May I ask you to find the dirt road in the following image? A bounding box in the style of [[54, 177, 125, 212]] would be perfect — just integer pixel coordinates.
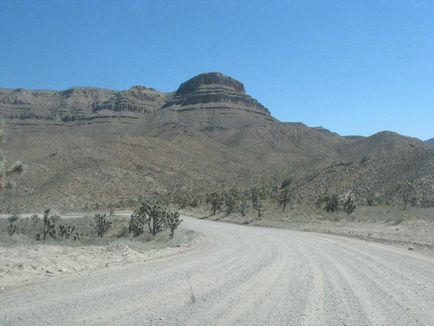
[[1, 216, 434, 325]]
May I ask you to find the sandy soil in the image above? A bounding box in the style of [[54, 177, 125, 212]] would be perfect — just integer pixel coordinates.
[[248, 218, 434, 254], [184, 208, 434, 256], [0, 230, 200, 289]]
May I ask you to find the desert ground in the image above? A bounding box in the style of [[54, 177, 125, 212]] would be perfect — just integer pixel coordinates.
[[1, 215, 434, 325]]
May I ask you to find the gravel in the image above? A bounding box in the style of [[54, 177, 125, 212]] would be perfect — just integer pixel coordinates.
[[1, 216, 433, 325]]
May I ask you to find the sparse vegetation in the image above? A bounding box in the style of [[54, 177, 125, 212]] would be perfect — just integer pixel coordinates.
[[238, 191, 249, 216], [129, 205, 148, 237], [129, 200, 183, 238], [398, 181, 415, 210], [342, 192, 356, 215], [206, 192, 223, 215], [317, 192, 356, 215], [7, 160, 24, 174], [7, 215, 19, 236], [324, 194, 339, 213], [165, 211, 182, 238], [278, 178, 292, 212], [41, 209, 59, 240], [0, 121, 23, 190], [224, 188, 238, 215], [93, 213, 113, 237], [251, 187, 264, 218], [58, 224, 76, 239], [31, 214, 40, 227]]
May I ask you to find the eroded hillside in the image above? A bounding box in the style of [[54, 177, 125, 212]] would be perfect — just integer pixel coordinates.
[[0, 72, 431, 211]]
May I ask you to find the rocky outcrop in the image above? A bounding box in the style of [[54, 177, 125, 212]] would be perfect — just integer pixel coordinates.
[[177, 72, 245, 94], [162, 72, 270, 116], [92, 86, 166, 114], [0, 72, 272, 124]]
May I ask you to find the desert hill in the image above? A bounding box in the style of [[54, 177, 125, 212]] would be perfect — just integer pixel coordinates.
[[0, 72, 431, 211], [426, 138, 434, 146]]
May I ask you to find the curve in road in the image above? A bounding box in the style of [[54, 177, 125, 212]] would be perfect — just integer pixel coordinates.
[[1, 216, 434, 325]]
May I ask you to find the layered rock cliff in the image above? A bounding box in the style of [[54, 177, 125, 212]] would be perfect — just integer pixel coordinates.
[[162, 72, 270, 116]]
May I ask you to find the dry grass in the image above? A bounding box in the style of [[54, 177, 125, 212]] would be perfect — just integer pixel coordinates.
[[0, 213, 195, 252]]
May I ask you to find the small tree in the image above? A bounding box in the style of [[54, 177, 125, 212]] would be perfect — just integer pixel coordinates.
[[7, 215, 19, 236], [41, 209, 58, 240], [31, 214, 40, 228], [342, 193, 356, 214], [165, 211, 182, 238], [58, 224, 75, 239], [365, 192, 375, 206], [93, 213, 112, 237], [278, 178, 292, 212], [129, 204, 149, 237], [238, 191, 249, 216], [251, 187, 264, 218], [253, 199, 263, 218], [224, 188, 238, 215], [149, 202, 166, 235], [324, 194, 339, 213], [398, 181, 414, 210], [206, 192, 223, 215], [130, 200, 179, 236]]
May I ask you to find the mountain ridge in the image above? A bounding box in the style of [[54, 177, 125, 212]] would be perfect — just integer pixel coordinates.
[[0, 72, 432, 211]]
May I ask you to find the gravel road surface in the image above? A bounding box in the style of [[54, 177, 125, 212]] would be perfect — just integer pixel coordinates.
[[1, 216, 434, 325]]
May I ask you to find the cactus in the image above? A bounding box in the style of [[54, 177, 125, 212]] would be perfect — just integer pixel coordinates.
[[31, 214, 40, 227], [130, 200, 183, 238], [238, 190, 249, 216], [224, 188, 238, 215], [251, 187, 264, 218], [93, 213, 112, 237], [58, 224, 76, 239], [206, 192, 223, 215], [41, 209, 58, 240], [129, 204, 149, 236], [73, 231, 83, 241], [7, 215, 19, 236], [278, 178, 292, 212], [165, 211, 182, 238], [324, 194, 339, 213], [342, 192, 356, 214]]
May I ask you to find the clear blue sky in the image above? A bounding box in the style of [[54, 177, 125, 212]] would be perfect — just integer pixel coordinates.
[[1, 0, 433, 140]]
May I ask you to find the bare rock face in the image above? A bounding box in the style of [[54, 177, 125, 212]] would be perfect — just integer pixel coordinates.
[[163, 72, 270, 116], [92, 86, 166, 114], [177, 72, 246, 94], [0, 72, 271, 126]]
